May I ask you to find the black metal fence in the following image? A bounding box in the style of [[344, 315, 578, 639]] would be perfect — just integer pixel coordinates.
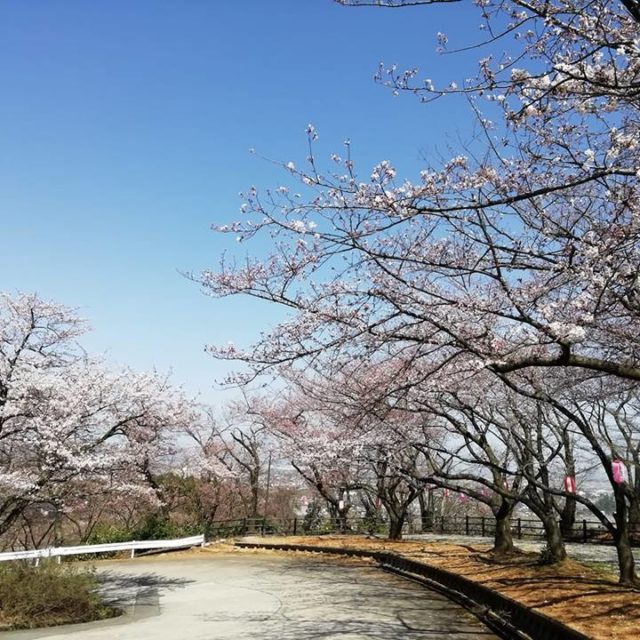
[[421, 514, 614, 544], [206, 514, 619, 545]]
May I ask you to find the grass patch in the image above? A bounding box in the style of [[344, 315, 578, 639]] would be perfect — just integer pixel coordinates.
[[0, 561, 118, 630]]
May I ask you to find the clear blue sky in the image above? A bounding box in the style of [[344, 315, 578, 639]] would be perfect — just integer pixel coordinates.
[[0, 0, 481, 405]]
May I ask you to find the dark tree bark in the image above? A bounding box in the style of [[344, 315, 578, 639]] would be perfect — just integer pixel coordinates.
[[540, 514, 567, 563], [388, 509, 406, 540], [613, 489, 640, 586], [418, 489, 434, 532], [492, 498, 515, 554], [559, 494, 577, 539]]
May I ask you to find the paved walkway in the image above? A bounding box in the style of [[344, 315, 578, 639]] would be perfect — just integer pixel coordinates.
[[5, 553, 498, 640]]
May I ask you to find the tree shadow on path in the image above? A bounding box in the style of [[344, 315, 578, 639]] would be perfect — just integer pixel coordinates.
[[96, 570, 193, 608]]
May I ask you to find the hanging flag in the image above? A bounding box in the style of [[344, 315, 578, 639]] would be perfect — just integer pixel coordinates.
[[612, 460, 627, 484], [563, 475, 576, 494]]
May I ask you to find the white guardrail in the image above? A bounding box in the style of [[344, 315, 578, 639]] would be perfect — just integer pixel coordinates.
[[0, 534, 205, 564]]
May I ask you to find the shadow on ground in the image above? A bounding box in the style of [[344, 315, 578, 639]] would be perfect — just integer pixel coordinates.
[[96, 571, 193, 608]]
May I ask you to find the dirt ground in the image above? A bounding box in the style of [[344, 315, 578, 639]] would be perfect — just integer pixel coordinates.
[[231, 535, 640, 640]]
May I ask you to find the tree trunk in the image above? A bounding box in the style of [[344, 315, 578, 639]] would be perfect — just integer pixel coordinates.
[[493, 501, 515, 554], [249, 470, 260, 519], [418, 490, 433, 532], [559, 494, 577, 538], [613, 492, 639, 585], [614, 531, 638, 586], [388, 512, 405, 540], [628, 493, 640, 536], [540, 515, 567, 563], [614, 529, 639, 586], [200, 505, 218, 540]]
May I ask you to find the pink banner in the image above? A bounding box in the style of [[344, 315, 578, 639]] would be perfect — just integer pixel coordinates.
[[563, 475, 576, 493], [612, 460, 627, 484]]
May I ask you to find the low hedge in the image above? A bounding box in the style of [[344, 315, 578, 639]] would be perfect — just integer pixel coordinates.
[[0, 561, 117, 630]]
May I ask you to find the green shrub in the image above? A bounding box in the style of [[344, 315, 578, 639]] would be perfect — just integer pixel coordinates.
[[85, 523, 137, 545], [86, 516, 201, 547], [0, 561, 117, 630], [358, 512, 386, 536], [133, 514, 201, 540]]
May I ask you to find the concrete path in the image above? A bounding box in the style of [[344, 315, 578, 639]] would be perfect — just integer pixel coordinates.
[[5, 552, 498, 640]]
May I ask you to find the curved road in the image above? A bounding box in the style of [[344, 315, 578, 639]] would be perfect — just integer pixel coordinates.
[[6, 552, 498, 640]]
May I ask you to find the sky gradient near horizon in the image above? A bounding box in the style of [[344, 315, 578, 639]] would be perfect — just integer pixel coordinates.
[[1, 1, 482, 404]]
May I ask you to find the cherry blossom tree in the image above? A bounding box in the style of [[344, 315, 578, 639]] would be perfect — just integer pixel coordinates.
[[411, 388, 525, 556], [184, 409, 270, 523], [0, 293, 198, 541], [596, 388, 640, 531], [200, 0, 640, 581], [490, 369, 640, 582], [250, 392, 366, 533], [204, 0, 639, 389], [406, 363, 640, 573], [429, 383, 572, 562], [244, 360, 438, 538], [3, 475, 160, 550]]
